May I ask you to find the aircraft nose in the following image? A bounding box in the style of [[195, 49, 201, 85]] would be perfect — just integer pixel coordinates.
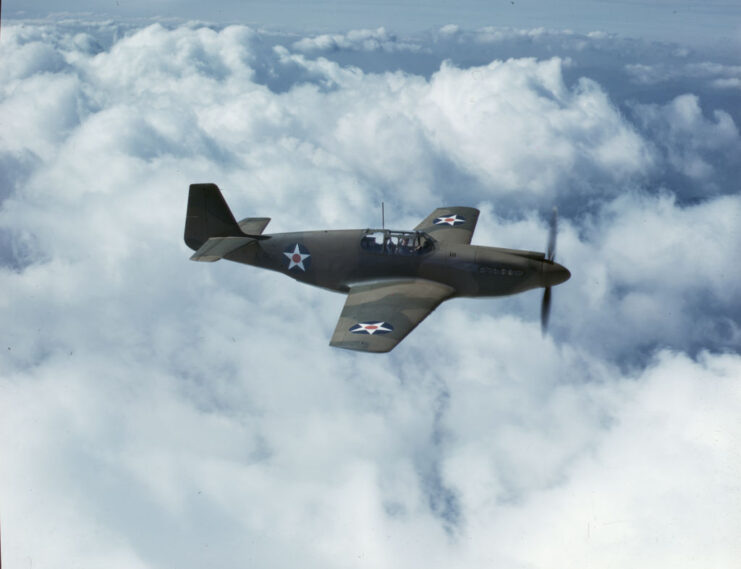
[[542, 261, 571, 286]]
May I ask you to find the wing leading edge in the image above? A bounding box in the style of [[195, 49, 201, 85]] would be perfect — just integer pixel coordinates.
[[330, 279, 455, 353], [414, 206, 480, 245]]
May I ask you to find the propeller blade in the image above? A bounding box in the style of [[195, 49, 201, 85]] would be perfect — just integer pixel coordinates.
[[541, 286, 552, 334], [546, 207, 558, 262]]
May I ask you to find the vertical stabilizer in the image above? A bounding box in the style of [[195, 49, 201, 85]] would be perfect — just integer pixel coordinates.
[[184, 183, 243, 251]]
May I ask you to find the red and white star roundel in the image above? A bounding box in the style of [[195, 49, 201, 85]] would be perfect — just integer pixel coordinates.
[[349, 321, 394, 335], [283, 243, 311, 271], [434, 213, 465, 226]]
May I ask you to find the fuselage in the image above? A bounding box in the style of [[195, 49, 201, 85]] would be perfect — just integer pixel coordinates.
[[225, 229, 569, 297]]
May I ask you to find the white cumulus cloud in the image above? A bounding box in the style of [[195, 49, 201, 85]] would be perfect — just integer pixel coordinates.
[[0, 18, 739, 569]]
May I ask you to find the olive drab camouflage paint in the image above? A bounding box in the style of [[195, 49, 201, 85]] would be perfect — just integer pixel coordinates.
[[184, 183, 570, 352]]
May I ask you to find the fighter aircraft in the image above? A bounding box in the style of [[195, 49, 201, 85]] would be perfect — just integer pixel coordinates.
[[185, 183, 570, 352]]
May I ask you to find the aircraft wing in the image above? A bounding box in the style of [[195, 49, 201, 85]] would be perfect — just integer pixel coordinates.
[[414, 207, 480, 245], [330, 279, 455, 353]]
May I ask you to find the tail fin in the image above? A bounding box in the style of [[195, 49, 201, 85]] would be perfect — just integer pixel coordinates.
[[184, 183, 243, 251]]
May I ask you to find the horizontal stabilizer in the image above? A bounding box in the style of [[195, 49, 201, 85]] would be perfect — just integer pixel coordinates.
[[190, 236, 256, 262], [238, 217, 271, 235]]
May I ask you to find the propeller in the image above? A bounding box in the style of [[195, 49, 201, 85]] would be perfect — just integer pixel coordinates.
[[546, 206, 557, 262], [541, 207, 558, 335], [541, 286, 552, 333]]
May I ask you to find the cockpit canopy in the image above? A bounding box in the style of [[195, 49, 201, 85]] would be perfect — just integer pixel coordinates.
[[361, 230, 434, 256]]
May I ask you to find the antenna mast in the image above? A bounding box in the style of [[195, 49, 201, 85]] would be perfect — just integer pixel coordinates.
[[382, 202, 385, 230]]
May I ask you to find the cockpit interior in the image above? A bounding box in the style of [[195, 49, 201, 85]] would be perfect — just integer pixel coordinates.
[[360, 230, 434, 256]]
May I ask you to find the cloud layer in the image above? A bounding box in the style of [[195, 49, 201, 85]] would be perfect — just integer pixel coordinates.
[[1, 20, 739, 568]]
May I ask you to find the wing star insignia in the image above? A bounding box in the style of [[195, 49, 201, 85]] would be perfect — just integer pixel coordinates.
[[434, 213, 465, 226], [349, 321, 394, 335], [283, 243, 311, 271]]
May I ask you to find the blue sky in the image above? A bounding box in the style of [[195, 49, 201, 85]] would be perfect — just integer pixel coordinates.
[[7, 0, 741, 45], [0, 2, 740, 568]]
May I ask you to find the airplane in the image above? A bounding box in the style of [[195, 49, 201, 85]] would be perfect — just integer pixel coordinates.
[[184, 183, 571, 353]]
